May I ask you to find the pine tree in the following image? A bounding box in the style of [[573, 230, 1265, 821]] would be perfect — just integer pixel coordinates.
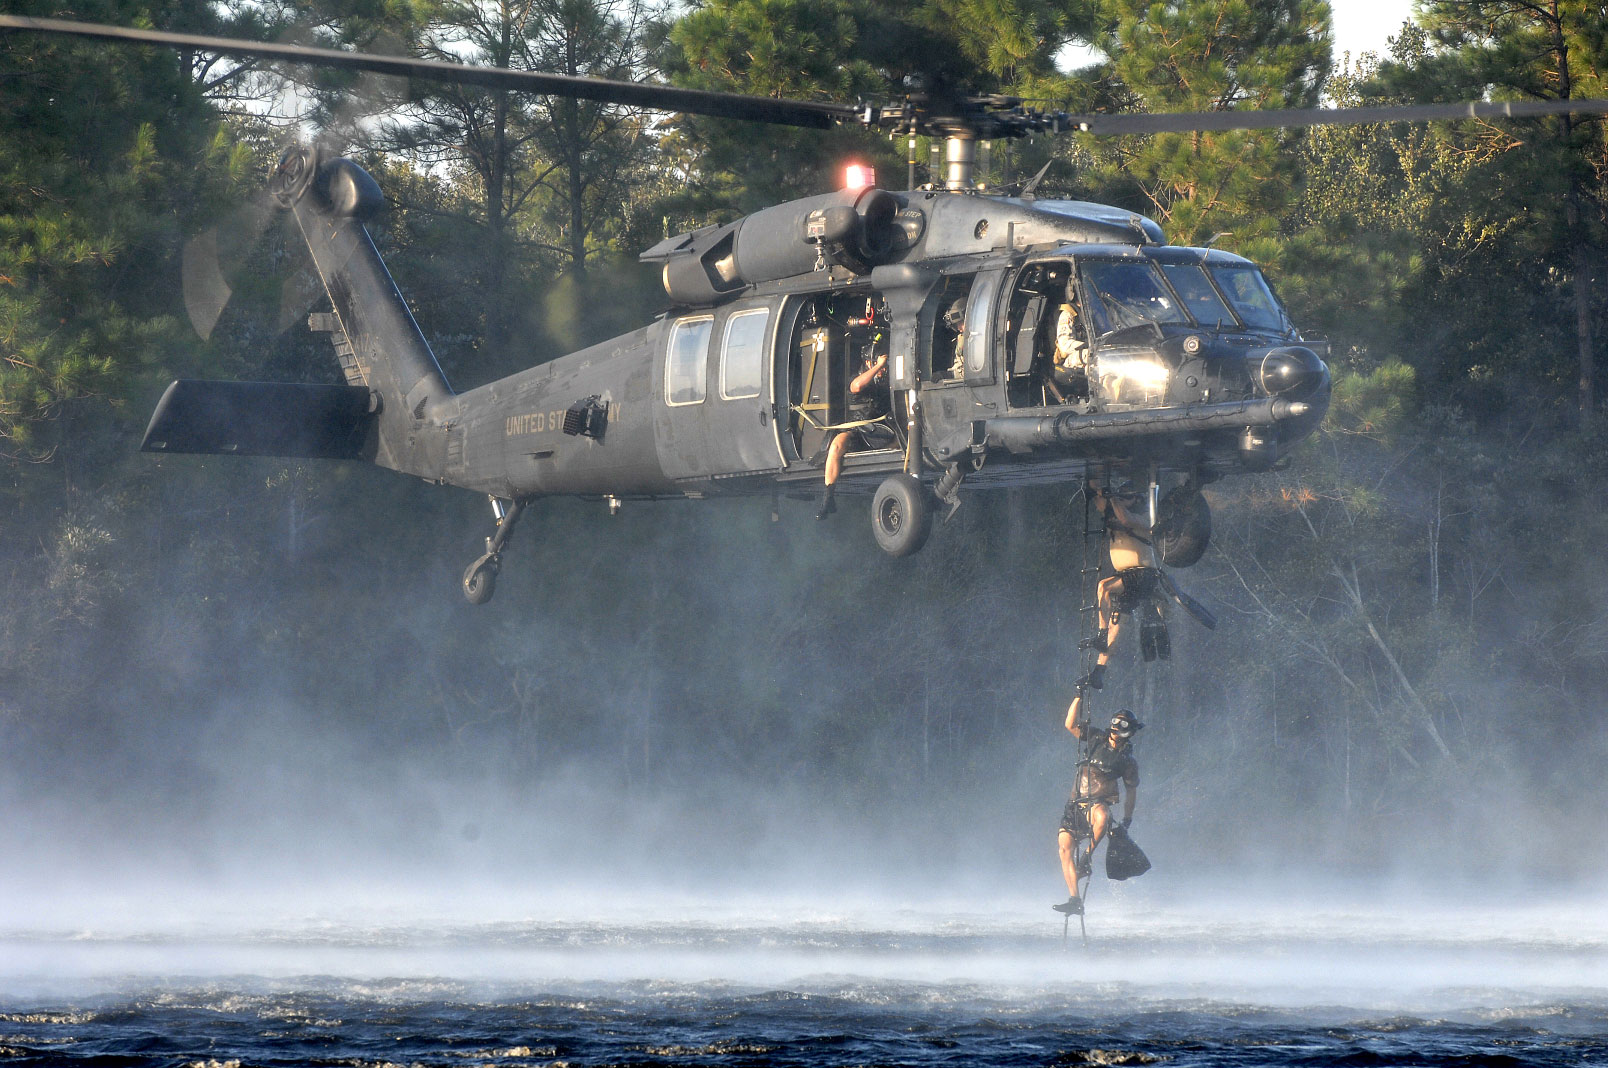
[[359, 0, 658, 374], [1387, 0, 1607, 423], [0, 0, 224, 461], [656, 0, 890, 212], [1083, 0, 1331, 258], [656, 0, 1076, 211]]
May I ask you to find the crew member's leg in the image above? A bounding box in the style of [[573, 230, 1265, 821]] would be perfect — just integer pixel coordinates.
[[824, 430, 850, 486], [818, 432, 850, 518]]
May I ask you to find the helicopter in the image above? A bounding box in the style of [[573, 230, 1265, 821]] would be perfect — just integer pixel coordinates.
[[5, 15, 1607, 604]]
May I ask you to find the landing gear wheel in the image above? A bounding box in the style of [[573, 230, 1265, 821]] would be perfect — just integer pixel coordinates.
[[871, 474, 933, 557], [1155, 486, 1212, 568], [462, 554, 499, 604]]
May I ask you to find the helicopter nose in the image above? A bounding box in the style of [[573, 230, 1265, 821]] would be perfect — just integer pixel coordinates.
[[1257, 346, 1326, 399]]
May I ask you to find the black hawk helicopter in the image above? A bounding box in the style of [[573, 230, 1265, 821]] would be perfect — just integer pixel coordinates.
[[6, 15, 1607, 603]]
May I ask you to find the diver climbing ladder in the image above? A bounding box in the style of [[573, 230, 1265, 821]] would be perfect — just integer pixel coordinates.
[[1063, 472, 1108, 948]]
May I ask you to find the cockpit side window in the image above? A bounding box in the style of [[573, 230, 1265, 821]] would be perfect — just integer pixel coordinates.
[[1209, 265, 1288, 333], [1159, 263, 1237, 329], [930, 275, 976, 381], [1080, 260, 1190, 336], [962, 276, 996, 380]]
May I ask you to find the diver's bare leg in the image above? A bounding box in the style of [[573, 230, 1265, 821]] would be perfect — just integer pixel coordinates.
[[1058, 829, 1080, 898], [1087, 803, 1110, 865], [1085, 578, 1120, 685]]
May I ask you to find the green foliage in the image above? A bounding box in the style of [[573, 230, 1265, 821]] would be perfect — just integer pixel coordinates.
[[672, 0, 873, 98], [1080, 0, 1331, 250], [1329, 358, 1415, 441], [1375, 7, 1607, 417], [656, 0, 1079, 209], [0, 0, 227, 458], [656, 0, 893, 212]]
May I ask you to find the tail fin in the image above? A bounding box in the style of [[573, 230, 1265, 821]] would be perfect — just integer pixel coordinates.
[[269, 146, 455, 478], [147, 149, 456, 475]]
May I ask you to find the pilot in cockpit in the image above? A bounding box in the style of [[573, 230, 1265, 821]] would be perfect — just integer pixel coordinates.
[[1047, 281, 1091, 403]]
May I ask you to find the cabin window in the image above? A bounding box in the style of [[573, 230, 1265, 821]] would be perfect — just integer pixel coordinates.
[[666, 315, 713, 405], [720, 308, 769, 400]]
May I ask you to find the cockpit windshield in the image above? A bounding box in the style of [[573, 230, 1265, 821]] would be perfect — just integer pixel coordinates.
[[1080, 260, 1191, 337], [1159, 263, 1237, 329], [1208, 264, 1289, 333]]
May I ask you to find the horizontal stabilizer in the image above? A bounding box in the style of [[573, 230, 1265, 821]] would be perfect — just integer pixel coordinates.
[[141, 380, 374, 459]]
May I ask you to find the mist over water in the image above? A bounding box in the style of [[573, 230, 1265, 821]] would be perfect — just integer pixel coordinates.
[[4, 477, 1608, 1064], [4, 890, 1608, 1066]]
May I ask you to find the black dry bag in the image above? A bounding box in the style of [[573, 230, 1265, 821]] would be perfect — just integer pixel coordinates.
[[1105, 825, 1152, 881]]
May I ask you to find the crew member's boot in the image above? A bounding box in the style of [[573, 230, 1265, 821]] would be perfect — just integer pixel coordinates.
[[1053, 896, 1083, 915], [1078, 663, 1105, 690], [816, 485, 837, 520]]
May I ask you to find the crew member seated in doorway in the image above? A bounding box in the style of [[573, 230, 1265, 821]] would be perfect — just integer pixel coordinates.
[[1056, 693, 1141, 915], [819, 300, 895, 519]]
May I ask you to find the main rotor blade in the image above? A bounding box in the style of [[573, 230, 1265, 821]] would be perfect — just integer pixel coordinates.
[[1069, 97, 1608, 136], [8, 15, 1608, 138], [0, 15, 852, 130]]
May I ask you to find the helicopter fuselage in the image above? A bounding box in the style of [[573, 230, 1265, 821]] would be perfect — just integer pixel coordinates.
[[142, 153, 1329, 595], [419, 188, 1330, 504]]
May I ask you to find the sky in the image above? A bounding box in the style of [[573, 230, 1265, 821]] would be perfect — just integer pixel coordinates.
[[1059, 0, 1419, 75], [1331, 0, 1418, 62]]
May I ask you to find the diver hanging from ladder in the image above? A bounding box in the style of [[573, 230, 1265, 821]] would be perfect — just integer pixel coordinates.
[[1079, 480, 1217, 690], [1055, 689, 1142, 916], [1081, 482, 1165, 689]]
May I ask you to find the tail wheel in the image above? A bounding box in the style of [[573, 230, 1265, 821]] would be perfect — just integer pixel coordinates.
[[462, 554, 499, 604], [1154, 486, 1211, 568], [871, 474, 933, 557]]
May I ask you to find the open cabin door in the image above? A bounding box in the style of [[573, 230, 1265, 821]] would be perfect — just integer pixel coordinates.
[[653, 300, 786, 484], [783, 289, 904, 470]]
